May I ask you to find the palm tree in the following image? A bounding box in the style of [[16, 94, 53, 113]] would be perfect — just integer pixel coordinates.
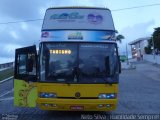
[[116, 34, 125, 43]]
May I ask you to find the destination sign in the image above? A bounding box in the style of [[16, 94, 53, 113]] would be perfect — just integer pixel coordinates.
[[41, 30, 116, 41]]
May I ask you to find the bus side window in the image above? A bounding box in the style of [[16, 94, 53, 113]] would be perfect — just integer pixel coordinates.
[[17, 54, 36, 76], [27, 54, 36, 75], [18, 54, 27, 75]]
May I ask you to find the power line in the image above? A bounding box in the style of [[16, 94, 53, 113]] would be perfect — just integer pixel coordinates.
[[112, 3, 160, 12], [0, 3, 160, 25], [0, 19, 43, 25]]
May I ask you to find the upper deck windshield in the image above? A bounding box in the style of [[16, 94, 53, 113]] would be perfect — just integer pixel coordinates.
[[42, 8, 115, 31], [40, 42, 119, 83]]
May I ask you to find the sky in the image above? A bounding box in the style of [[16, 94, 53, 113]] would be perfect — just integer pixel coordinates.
[[0, 0, 160, 63]]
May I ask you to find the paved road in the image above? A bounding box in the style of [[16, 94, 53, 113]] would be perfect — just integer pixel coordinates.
[[0, 61, 160, 120]]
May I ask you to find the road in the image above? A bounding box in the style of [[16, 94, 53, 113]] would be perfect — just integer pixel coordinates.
[[0, 61, 160, 120]]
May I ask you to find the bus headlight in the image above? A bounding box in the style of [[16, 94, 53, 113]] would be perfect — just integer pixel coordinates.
[[39, 92, 57, 98], [98, 93, 116, 99]]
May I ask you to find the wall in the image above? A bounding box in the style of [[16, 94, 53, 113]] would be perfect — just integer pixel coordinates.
[[143, 54, 160, 64], [0, 62, 14, 70]]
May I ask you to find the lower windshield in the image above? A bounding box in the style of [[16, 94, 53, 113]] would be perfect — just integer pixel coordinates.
[[40, 42, 119, 83]]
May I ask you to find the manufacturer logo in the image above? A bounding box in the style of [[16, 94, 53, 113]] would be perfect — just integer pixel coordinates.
[[88, 13, 103, 24], [68, 32, 83, 40], [41, 32, 49, 38], [50, 12, 84, 20], [75, 92, 81, 99]]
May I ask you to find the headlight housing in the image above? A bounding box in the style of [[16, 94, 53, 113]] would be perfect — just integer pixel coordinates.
[[39, 92, 57, 98], [98, 93, 116, 99]]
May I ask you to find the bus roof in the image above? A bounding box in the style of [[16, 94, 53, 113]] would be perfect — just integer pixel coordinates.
[[47, 6, 110, 11]]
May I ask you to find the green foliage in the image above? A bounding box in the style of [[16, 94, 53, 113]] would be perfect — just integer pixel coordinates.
[[144, 38, 152, 54], [116, 34, 125, 43], [152, 27, 160, 51], [120, 55, 127, 62], [144, 46, 152, 54], [0, 68, 13, 81], [148, 38, 153, 47]]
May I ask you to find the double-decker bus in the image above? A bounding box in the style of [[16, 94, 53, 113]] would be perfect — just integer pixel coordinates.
[[14, 7, 121, 111]]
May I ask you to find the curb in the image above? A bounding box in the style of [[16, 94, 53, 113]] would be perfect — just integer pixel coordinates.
[[122, 63, 136, 70], [0, 76, 13, 84], [122, 67, 136, 70]]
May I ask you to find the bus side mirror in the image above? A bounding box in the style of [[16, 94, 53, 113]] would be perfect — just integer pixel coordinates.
[[119, 56, 121, 73], [27, 58, 34, 72]]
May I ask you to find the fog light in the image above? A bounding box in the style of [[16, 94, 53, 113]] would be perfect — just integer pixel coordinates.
[[98, 93, 116, 99], [98, 104, 103, 108], [50, 104, 57, 108], [44, 104, 49, 107], [106, 104, 111, 108], [39, 92, 57, 98]]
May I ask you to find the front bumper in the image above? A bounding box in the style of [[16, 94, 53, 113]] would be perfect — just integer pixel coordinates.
[[37, 98, 118, 111]]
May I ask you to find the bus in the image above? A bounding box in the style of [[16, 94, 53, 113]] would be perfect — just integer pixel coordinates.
[[14, 7, 121, 111]]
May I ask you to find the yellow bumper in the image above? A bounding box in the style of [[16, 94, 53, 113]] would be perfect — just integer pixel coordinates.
[[37, 98, 118, 111]]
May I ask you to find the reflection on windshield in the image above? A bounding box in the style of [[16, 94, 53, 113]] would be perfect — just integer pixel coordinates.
[[40, 43, 77, 82], [40, 43, 119, 83]]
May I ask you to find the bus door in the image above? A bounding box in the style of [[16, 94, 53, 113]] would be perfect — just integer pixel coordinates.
[[14, 45, 38, 107]]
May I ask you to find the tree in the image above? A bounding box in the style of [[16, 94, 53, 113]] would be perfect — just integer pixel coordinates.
[[116, 34, 125, 43], [144, 38, 152, 54], [144, 46, 152, 54], [153, 27, 160, 51]]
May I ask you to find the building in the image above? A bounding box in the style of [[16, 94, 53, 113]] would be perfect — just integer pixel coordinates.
[[129, 37, 151, 59]]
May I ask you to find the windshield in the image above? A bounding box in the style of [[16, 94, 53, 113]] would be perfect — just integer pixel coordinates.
[[40, 42, 119, 83]]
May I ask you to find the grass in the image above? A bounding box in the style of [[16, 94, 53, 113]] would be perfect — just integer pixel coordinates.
[[0, 68, 14, 81]]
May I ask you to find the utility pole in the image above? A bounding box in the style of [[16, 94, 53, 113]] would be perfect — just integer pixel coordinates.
[[104, 0, 107, 8], [126, 43, 129, 65], [51, 0, 54, 7], [75, 0, 78, 6], [52, 0, 54, 6], [152, 36, 156, 64]]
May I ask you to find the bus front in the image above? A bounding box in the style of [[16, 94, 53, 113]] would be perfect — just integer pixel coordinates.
[[37, 7, 121, 111]]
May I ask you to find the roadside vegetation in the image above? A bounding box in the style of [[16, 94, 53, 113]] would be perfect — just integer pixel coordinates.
[[145, 27, 160, 54], [0, 68, 14, 81]]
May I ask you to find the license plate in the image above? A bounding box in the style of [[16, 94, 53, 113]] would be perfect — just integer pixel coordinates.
[[70, 106, 84, 110]]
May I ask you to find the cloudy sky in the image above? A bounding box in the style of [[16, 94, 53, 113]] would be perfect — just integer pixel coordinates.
[[0, 0, 160, 63]]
